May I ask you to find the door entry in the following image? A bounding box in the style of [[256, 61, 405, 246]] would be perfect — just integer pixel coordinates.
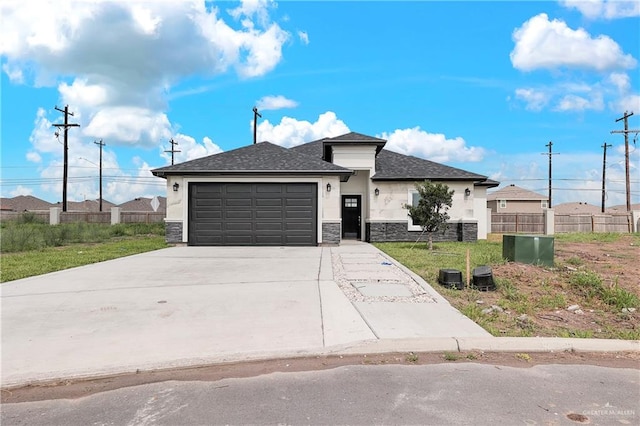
[[342, 195, 361, 239]]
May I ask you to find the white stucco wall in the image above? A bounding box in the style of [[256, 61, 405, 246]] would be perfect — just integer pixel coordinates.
[[369, 181, 476, 222], [474, 186, 489, 239], [331, 146, 377, 173]]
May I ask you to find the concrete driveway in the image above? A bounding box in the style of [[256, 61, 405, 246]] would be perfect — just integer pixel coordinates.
[[1, 243, 489, 387]]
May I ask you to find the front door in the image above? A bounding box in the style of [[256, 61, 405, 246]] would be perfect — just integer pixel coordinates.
[[342, 195, 361, 239]]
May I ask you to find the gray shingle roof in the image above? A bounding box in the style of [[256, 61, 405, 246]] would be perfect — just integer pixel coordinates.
[[292, 140, 488, 181], [152, 141, 352, 178], [0, 195, 53, 212], [325, 132, 386, 143], [372, 150, 487, 181], [118, 197, 167, 212]]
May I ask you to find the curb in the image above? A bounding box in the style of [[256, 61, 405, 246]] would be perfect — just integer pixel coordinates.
[[2, 337, 638, 389]]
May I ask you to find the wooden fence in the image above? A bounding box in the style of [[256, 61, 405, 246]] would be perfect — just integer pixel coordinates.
[[491, 212, 634, 234], [491, 213, 545, 234], [121, 212, 165, 224]]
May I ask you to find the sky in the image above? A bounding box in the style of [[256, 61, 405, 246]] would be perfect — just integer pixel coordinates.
[[1, 0, 639, 207]]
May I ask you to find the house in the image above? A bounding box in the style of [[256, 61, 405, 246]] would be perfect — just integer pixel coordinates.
[[63, 199, 116, 212], [553, 202, 602, 215], [487, 184, 548, 213], [151, 132, 498, 246], [118, 196, 167, 213], [0, 195, 53, 212]]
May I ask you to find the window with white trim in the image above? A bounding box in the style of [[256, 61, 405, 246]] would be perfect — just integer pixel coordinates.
[[407, 191, 422, 231], [498, 199, 507, 209], [541, 200, 548, 209]]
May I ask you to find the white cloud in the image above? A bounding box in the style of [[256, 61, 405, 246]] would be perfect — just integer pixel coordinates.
[[256, 111, 350, 147], [609, 93, 640, 114], [554, 93, 604, 112], [515, 88, 550, 111], [560, 0, 640, 19], [298, 30, 309, 45], [26, 151, 41, 163], [10, 185, 34, 197], [256, 95, 299, 110], [83, 107, 172, 147], [510, 13, 636, 72], [380, 127, 485, 163]]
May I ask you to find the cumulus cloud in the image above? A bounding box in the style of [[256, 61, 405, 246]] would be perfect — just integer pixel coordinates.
[[515, 88, 550, 111], [560, 0, 640, 19], [298, 30, 309, 45], [256, 111, 350, 147], [380, 127, 485, 163], [554, 93, 604, 112], [10, 185, 34, 197], [510, 13, 636, 72], [1, 0, 291, 202], [256, 95, 299, 111]]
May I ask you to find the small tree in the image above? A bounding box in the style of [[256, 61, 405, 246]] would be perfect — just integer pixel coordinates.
[[404, 180, 454, 250]]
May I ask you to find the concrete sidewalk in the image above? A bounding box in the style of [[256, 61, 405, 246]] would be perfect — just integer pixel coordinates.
[[1, 243, 638, 388]]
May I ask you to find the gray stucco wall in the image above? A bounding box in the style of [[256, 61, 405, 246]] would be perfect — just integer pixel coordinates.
[[322, 222, 341, 244], [165, 221, 183, 243], [366, 221, 478, 243]]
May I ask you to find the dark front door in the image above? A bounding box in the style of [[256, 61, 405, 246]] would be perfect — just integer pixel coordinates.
[[342, 195, 361, 239]]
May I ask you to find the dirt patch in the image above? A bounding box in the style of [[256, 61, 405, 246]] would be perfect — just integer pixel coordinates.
[[2, 351, 638, 404], [442, 234, 640, 339]]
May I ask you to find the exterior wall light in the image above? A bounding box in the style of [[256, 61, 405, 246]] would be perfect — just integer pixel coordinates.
[[326, 183, 331, 192], [464, 188, 471, 197], [173, 182, 180, 192], [374, 188, 380, 196]]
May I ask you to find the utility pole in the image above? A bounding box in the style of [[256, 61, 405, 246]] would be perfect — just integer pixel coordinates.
[[165, 138, 181, 165], [253, 106, 262, 144], [53, 105, 80, 212], [601, 142, 612, 213], [542, 141, 558, 208], [611, 111, 639, 212], [94, 139, 105, 212]]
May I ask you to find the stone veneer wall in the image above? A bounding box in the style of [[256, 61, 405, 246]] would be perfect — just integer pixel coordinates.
[[322, 222, 341, 244], [165, 221, 183, 243], [366, 221, 478, 243]]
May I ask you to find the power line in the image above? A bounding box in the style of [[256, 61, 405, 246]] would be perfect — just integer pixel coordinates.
[[52, 105, 80, 212], [611, 111, 639, 212], [253, 106, 262, 144], [164, 138, 181, 165], [601, 142, 612, 213]]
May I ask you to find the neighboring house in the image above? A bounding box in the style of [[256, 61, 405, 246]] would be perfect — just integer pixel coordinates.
[[0, 195, 53, 212], [553, 202, 602, 215], [118, 196, 167, 213], [152, 132, 498, 246], [607, 203, 640, 214], [62, 199, 116, 212], [487, 184, 548, 213]]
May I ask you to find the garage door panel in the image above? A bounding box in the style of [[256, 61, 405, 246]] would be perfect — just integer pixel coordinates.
[[189, 182, 317, 246]]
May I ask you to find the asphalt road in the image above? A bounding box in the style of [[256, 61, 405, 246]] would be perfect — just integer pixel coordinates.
[[2, 363, 639, 425]]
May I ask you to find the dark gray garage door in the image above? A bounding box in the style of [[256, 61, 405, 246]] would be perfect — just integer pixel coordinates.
[[189, 183, 317, 246]]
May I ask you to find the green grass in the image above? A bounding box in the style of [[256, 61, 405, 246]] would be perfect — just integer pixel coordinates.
[[1, 219, 164, 253], [1, 237, 168, 282], [374, 239, 505, 286], [553, 232, 624, 243]]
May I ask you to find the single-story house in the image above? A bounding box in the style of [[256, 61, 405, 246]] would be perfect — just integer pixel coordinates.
[[487, 184, 548, 213], [151, 132, 498, 246]]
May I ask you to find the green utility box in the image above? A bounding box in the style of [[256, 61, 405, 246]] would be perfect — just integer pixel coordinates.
[[502, 235, 554, 267]]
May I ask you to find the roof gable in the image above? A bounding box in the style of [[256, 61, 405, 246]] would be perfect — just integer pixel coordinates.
[[487, 184, 547, 201], [152, 141, 352, 177]]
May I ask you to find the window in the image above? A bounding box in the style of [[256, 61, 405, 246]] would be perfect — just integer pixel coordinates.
[[407, 191, 422, 230], [541, 200, 548, 209], [344, 198, 358, 207], [498, 199, 507, 209]]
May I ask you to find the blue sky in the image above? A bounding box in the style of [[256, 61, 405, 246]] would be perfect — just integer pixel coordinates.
[[1, 0, 639, 206]]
